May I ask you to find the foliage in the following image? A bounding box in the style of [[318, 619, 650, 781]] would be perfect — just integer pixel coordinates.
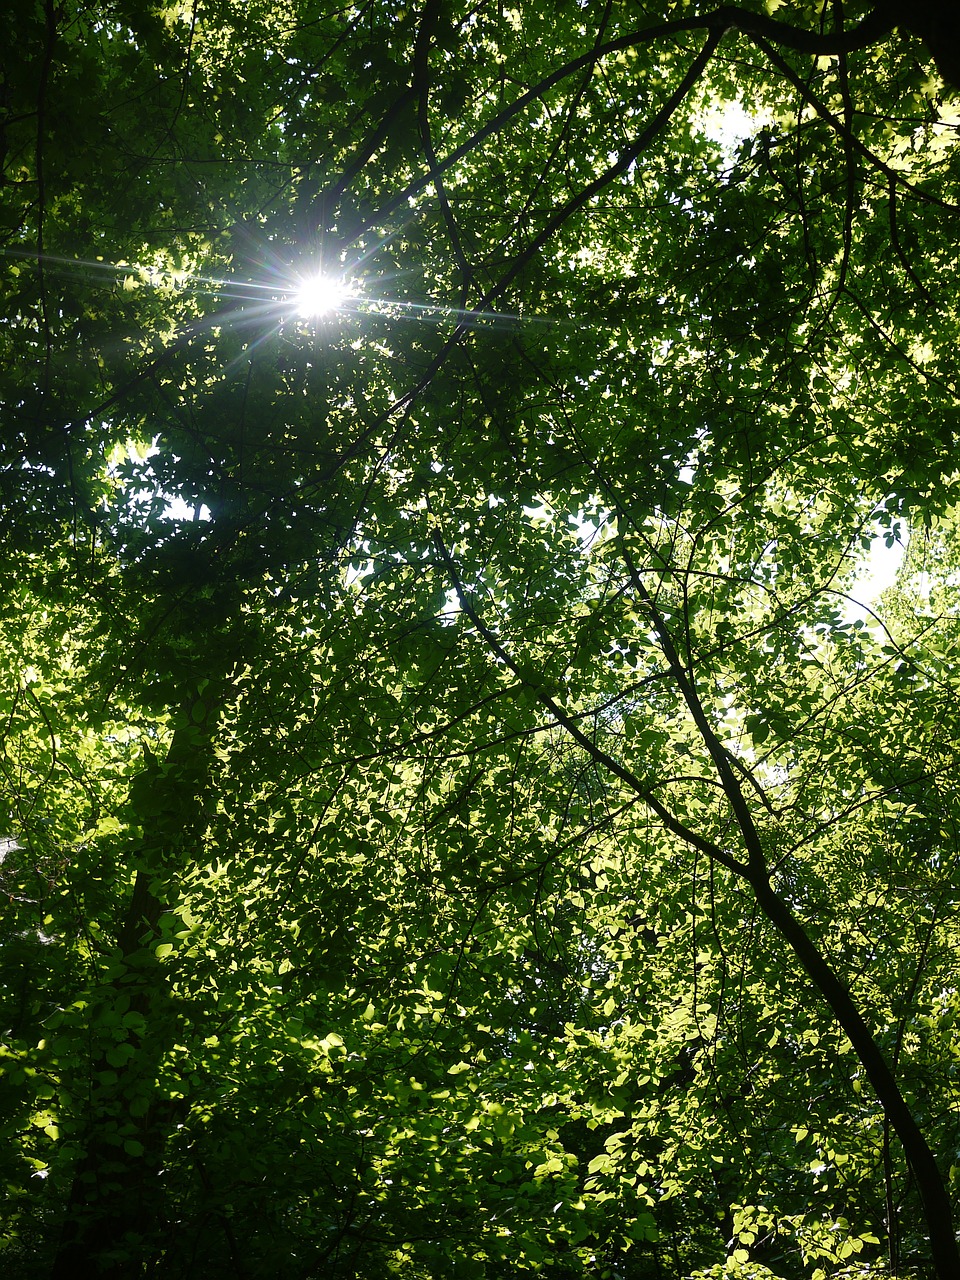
[[3, 1, 960, 1277]]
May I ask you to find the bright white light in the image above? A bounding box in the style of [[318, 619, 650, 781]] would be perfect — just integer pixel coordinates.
[[698, 99, 774, 160], [847, 533, 905, 614], [840, 531, 907, 623], [294, 274, 349, 317]]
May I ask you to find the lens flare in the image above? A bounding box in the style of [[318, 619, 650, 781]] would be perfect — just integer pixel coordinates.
[[294, 274, 349, 316]]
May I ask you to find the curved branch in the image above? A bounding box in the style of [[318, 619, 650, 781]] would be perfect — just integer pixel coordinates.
[[749, 31, 960, 213], [413, 0, 471, 286], [751, 876, 959, 1279], [711, 2, 895, 54], [477, 29, 725, 313], [365, 4, 902, 237], [436, 502, 959, 1279], [431, 525, 748, 876]]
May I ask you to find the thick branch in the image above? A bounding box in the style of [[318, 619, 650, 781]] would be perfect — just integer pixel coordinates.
[[367, 4, 901, 236], [710, 2, 894, 54], [752, 875, 960, 1278], [432, 526, 746, 874], [436, 524, 959, 1280], [617, 538, 769, 874], [750, 31, 960, 213]]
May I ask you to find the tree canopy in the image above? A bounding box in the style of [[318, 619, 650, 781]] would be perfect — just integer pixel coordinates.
[[3, 1, 960, 1276]]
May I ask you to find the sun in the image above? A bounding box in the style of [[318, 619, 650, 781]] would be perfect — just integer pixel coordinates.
[[293, 273, 350, 317]]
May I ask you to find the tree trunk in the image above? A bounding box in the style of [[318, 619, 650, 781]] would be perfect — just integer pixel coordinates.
[[51, 688, 226, 1278]]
